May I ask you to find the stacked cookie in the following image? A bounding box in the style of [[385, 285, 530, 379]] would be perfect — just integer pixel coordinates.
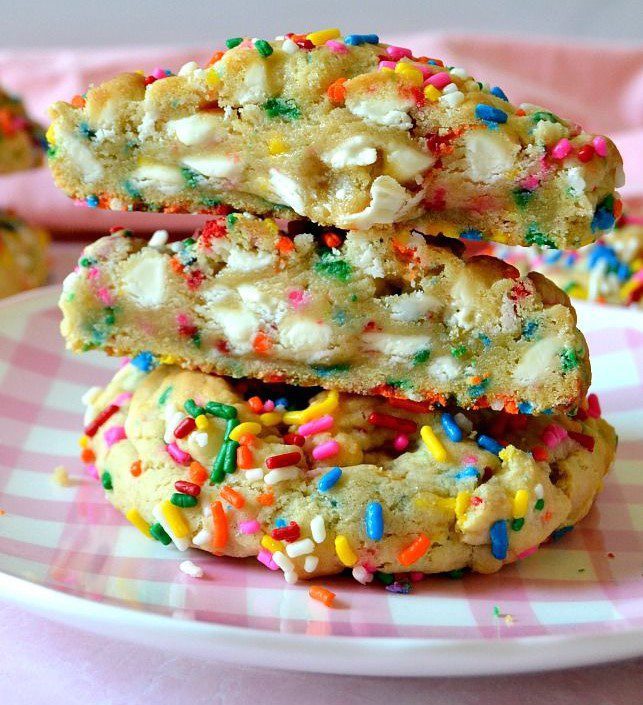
[[51, 31, 619, 583], [0, 87, 49, 298]]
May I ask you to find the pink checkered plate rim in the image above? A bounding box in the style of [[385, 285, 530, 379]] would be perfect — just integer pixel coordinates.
[[0, 286, 641, 677]]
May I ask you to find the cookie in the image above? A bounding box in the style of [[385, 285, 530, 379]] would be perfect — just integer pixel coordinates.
[[0, 87, 44, 173], [492, 213, 643, 308], [82, 362, 616, 582], [59, 213, 591, 414], [47, 31, 622, 249], [0, 210, 49, 298]]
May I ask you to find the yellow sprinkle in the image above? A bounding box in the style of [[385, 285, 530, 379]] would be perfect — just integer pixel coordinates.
[[380, 67, 394, 74], [261, 534, 283, 554], [263, 218, 279, 235], [395, 61, 423, 86], [512, 489, 529, 519], [306, 28, 341, 46], [414, 220, 459, 239], [620, 279, 639, 299], [413, 494, 432, 510], [126, 508, 152, 538], [78, 435, 89, 448], [631, 257, 643, 271], [436, 496, 456, 513], [567, 284, 587, 300], [229, 421, 262, 441], [51, 465, 70, 487], [159, 354, 178, 365], [335, 534, 358, 567], [424, 84, 442, 101], [268, 136, 287, 155], [283, 390, 339, 425], [160, 499, 189, 539], [259, 412, 282, 427], [205, 68, 220, 88], [420, 425, 448, 463], [455, 491, 471, 523], [492, 230, 509, 244], [498, 447, 510, 462], [195, 414, 209, 430], [45, 124, 56, 147]]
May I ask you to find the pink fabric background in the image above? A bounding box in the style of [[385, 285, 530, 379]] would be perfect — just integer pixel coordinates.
[[0, 32, 642, 237], [1, 34, 642, 703]]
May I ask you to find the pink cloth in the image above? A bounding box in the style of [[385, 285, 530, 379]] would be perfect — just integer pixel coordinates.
[[0, 34, 642, 237]]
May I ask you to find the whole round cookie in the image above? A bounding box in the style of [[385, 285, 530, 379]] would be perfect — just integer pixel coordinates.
[[0, 210, 49, 299], [82, 362, 616, 582]]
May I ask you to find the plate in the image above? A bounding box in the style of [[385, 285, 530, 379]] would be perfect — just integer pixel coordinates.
[[0, 286, 641, 676]]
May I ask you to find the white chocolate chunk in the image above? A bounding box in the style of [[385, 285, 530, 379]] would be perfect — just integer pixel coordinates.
[[63, 135, 104, 182], [465, 131, 520, 183], [131, 163, 184, 195], [207, 305, 259, 352], [279, 318, 334, 360], [121, 250, 166, 307], [513, 337, 562, 385], [167, 113, 223, 146], [179, 560, 204, 578], [231, 60, 271, 104], [383, 144, 434, 182], [321, 135, 377, 168], [346, 95, 415, 130], [385, 292, 441, 322], [182, 153, 243, 179], [341, 175, 410, 229], [268, 169, 306, 214], [429, 355, 462, 382], [362, 331, 432, 359]]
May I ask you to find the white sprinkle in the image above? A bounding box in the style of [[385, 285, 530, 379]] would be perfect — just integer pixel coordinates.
[[442, 82, 458, 94], [272, 550, 294, 573], [304, 555, 319, 573], [164, 411, 183, 444], [352, 565, 373, 584], [310, 514, 326, 544], [454, 412, 473, 434], [178, 61, 199, 76], [244, 468, 264, 482], [149, 229, 169, 248], [535, 483, 544, 499], [285, 538, 315, 558], [81, 386, 102, 407], [179, 560, 204, 578], [264, 466, 299, 485], [450, 67, 469, 80], [282, 38, 298, 54], [439, 91, 465, 108], [193, 432, 209, 448], [284, 570, 298, 584], [192, 528, 212, 548]]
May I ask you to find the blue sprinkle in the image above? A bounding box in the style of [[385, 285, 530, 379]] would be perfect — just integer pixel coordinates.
[[475, 104, 508, 124], [490, 86, 509, 101], [275, 517, 287, 528], [441, 413, 463, 442], [521, 320, 538, 341], [364, 501, 384, 541], [477, 434, 504, 455], [468, 379, 489, 399], [591, 207, 615, 233], [543, 250, 564, 264], [460, 228, 483, 241], [551, 525, 574, 541], [454, 466, 479, 481], [318, 466, 342, 492], [86, 195, 99, 208], [344, 34, 379, 45], [518, 401, 534, 414], [386, 581, 411, 594], [274, 397, 289, 410], [131, 351, 156, 372], [490, 520, 508, 560], [478, 333, 491, 348]]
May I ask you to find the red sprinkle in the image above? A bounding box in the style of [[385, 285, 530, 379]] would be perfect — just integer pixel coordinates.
[[85, 404, 119, 437], [470, 496, 483, 506], [247, 396, 264, 414], [531, 445, 549, 461], [368, 412, 418, 434], [283, 432, 305, 447], [578, 144, 595, 162], [388, 398, 432, 414], [265, 451, 302, 469], [175, 480, 201, 496], [587, 393, 601, 419], [322, 232, 343, 248], [568, 431, 595, 452], [271, 521, 301, 543], [174, 416, 196, 439]]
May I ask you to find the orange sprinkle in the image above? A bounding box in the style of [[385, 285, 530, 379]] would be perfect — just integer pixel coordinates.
[[322, 232, 342, 248], [237, 445, 255, 469], [309, 585, 336, 607], [169, 257, 184, 275], [257, 492, 275, 507], [613, 198, 623, 219], [207, 50, 225, 66], [252, 331, 273, 355], [0, 509, 5, 516], [248, 396, 264, 414], [188, 460, 208, 485], [70, 94, 86, 108], [276, 235, 295, 254], [220, 485, 245, 509], [504, 399, 519, 415], [237, 433, 258, 448], [326, 77, 347, 104], [211, 500, 228, 551], [515, 108, 526, 117], [81, 448, 96, 464], [397, 533, 431, 567], [129, 460, 142, 477]]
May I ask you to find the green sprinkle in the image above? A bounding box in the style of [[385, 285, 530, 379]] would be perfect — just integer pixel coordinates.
[[262, 97, 301, 121], [254, 39, 273, 57], [205, 401, 238, 420], [191, 332, 202, 348], [104, 307, 116, 326], [201, 196, 221, 208], [412, 349, 431, 366], [534, 498, 545, 511], [150, 522, 172, 545], [170, 493, 198, 508], [184, 398, 205, 418], [79, 256, 96, 268], [493, 605, 501, 618], [447, 568, 465, 579], [531, 110, 559, 124], [101, 471, 113, 491], [223, 440, 240, 474], [451, 345, 467, 359], [310, 363, 350, 377], [226, 213, 238, 228], [158, 386, 173, 406], [210, 444, 227, 484], [525, 223, 556, 249], [560, 347, 580, 373], [511, 517, 525, 531], [226, 37, 243, 49], [385, 378, 412, 390], [313, 252, 352, 281], [123, 180, 142, 200], [512, 188, 535, 209], [224, 418, 239, 440], [375, 571, 394, 586], [181, 166, 204, 189]]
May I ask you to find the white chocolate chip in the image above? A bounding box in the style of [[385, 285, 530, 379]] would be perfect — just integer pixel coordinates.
[[182, 153, 243, 180], [321, 135, 378, 168], [513, 337, 563, 385], [465, 130, 520, 183], [167, 113, 223, 146], [121, 249, 167, 307], [268, 169, 306, 214]]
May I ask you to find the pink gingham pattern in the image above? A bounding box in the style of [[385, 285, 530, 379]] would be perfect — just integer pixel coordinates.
[[0, 278, 641, 642]]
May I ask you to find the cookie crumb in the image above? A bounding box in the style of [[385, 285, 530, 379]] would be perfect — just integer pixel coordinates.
[[52, 465, 70, 487], [179, 560, 204, 578]]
